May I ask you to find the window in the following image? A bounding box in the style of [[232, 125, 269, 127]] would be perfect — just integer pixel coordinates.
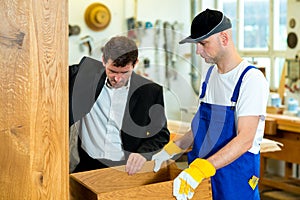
[[243, 0, 269, 50], [273, 0, 287, 50], [218, 0, 287, 90], [222, 0, 237, 44]]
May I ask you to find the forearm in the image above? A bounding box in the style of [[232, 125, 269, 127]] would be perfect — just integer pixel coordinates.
[[174, 129, 194, 150], [207, 134, 251, 170], [207, 116, 259, 170]]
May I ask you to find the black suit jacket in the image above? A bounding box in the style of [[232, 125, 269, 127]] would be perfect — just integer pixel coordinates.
[[69, 57, 170, 160]]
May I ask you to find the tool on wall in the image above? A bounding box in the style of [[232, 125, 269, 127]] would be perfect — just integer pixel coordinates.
[[127, 17, 137, 40], [190, 0, 200, 96], [171, 21, 179, 80], [154, 19, 162, 82], [135, 20, 145, 45], [285, 58, 300, 93], [163, 21, 181, 88], [79, 35, 94, 55], [163, 21, 171, 90], [69, 24, 81, 36], [137, 58, 150, 77], [84, 3, 111, 31], [127, 0, 139, 42]]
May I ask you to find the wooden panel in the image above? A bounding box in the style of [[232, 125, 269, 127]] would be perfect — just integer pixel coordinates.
[[97, 179, 212, 200], [267, 114, 300, 134], [0, 0, 68, 199], [70, 161, 212, 200], [261, 136, 300, 164]]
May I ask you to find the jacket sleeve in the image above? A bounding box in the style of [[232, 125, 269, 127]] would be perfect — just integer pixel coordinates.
[[69, 63, 79, 127], [69, 57, 88, 126], [136, 84, 170, 160]]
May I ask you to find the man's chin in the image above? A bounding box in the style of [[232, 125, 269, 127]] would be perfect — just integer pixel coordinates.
[[204, 58, 214, 64], [112, 84, 123, 89]]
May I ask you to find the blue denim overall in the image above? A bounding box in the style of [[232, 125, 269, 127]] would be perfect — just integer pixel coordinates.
[[188, 65, 260, 200]]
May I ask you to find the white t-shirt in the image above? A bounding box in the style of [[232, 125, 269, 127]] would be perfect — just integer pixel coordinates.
[[199, 60, 269, 154]]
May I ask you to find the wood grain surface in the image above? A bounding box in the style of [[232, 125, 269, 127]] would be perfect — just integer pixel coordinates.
[[70, 161, 212, 200], [0, 0, 68, 199]]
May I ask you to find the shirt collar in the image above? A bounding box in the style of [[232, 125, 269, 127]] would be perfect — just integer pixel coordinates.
[[105, 77, 131, 90]]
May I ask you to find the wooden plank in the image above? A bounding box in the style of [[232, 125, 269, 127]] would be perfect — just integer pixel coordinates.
[[97, 179, 212, 200], [261, 176, 300, 195], [0, 0, 68, 199], [262, 190, 300, 200]]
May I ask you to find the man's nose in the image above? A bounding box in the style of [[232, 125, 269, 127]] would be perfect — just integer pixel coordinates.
[[196, 43, 203, 55], [114, 73, 123, 81]]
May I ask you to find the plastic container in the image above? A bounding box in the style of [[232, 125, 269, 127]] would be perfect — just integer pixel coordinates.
[[297, 108, 300, 117], [287, 98, 299, 113], [270, 93, 281, 107]]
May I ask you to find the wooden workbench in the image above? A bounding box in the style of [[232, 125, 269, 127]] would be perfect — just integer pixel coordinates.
[[260, 114, 300, 197]]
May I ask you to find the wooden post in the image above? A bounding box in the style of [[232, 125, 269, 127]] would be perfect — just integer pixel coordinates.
[[0, 0, 68, 199]]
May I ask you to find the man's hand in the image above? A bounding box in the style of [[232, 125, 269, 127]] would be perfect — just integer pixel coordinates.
[[173, 158, 216, 200], [125, 153, 146, 175], [152, 141, 183, 172]]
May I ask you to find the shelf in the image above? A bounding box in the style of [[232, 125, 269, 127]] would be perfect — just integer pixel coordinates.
[[260, 116, 300, 197], [261, 174, 300, 195]]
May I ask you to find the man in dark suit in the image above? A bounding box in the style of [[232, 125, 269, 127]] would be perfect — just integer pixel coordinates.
[[69, 36, 170, 174]]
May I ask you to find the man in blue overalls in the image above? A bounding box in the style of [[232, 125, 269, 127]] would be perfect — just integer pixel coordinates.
[[152, 9, 269, 200]]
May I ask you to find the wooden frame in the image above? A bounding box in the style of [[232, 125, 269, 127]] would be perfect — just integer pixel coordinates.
[[260, 114, 300, 196]]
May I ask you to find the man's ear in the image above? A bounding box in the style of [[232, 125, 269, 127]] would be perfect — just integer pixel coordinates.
[[102, 56, 106, 65], [133, 59, 139, 68], [220, 31, 229, 46]]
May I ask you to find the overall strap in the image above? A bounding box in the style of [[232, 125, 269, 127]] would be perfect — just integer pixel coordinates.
[[230, 65, 257, 103], [199, 65, 214, 99]]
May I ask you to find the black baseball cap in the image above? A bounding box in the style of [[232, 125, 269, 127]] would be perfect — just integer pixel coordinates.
[[179, 9, 232, 44]]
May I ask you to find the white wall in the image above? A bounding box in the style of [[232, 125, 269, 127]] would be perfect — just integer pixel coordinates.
[[285, 0, 300, 114], [69, 0, 201, 122], [286, 0, 300, 59], [69, 0, 126, 64]]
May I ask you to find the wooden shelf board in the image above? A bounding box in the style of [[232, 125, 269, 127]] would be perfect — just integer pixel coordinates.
[[260, 175, 300, 195]]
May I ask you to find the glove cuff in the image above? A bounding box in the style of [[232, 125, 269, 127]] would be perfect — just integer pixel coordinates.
[[164, 141, 183, 155], [190, 158, 216, 179]]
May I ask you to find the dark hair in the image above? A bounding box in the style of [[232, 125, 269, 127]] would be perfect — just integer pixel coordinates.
[[102, 36, 138, 67]]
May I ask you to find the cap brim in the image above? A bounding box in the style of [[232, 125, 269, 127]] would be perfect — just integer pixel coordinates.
[[179, 36, 195, 44], [179, 35, 210, 44]]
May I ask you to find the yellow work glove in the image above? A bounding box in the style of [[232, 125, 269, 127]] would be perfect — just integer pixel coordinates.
[[173, 158, 216, 200], [152, 141, 183, 172]]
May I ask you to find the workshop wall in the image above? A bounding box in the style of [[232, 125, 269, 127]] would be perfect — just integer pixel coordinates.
[[69, 0, 203, 122]]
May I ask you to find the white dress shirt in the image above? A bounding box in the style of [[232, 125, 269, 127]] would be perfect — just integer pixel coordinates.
[[80, 78, 130, 161]]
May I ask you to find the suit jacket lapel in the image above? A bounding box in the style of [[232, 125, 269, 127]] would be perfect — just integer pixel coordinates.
[[72, 57, 105, 123], [127, 72, 141, 111]]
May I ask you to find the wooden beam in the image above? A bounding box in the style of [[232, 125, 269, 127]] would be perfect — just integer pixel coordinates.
[[0, 0, 68, 199]]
